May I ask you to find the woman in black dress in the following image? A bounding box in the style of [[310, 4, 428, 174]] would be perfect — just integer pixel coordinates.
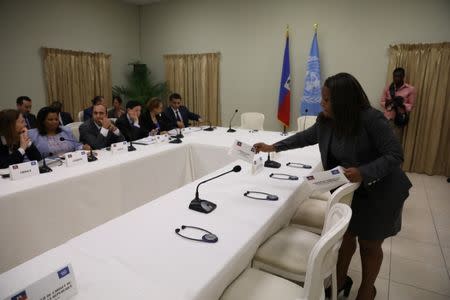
[[254, 73, 412, 300], [140, 98, 168, 136], [0, 109, 42, 168]]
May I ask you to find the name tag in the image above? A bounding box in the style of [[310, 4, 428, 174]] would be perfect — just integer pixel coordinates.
[[228, 139, 256, 163], [252, 155, 264, 175], [141, 136, 158, 145], [9, 160, 40, 181], [156, 134, 169, 144], [304, 166, 349, 193], [64, 151, 88, 167], [111, 141, 128, 154], [4, 264, 78, 300], [182, 127, 201, 134]]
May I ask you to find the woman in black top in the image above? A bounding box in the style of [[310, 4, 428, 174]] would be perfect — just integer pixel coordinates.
[[140, 98, 168, 136], [0, 109, 42, 168], [254, 73, 412, 300]]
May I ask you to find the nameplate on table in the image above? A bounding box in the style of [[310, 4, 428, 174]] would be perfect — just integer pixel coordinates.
[[251, 155, 264, 175], [4, 264, 77, 300], [111, 141, 128, 154], [228, 139, 256, 163], [137, 136, 158, 145], [64, 151, 88, 167], [9, 160, 39, 181], [156, 134, 169, 143], [181, 127, 201, 134], [304, 166, 349, 193]]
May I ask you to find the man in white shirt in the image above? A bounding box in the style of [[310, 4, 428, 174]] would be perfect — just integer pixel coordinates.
[[79, 103, 125, 149]]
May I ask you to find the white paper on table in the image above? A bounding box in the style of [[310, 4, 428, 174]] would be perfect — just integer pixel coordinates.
[[303, 166, 349, 193], [228, 139, 256, 163]]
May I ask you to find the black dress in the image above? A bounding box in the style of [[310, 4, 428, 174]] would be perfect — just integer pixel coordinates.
[[327, 132, 405, 240]]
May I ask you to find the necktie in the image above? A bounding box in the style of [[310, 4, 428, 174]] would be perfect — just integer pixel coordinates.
[[25, 116, 30, 129], [176, 110, 182, 122]]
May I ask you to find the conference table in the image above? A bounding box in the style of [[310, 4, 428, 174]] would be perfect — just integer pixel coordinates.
[[0, 127, 323, 299]]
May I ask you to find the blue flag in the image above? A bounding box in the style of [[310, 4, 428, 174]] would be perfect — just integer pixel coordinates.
[[300, 32, 321, 116]]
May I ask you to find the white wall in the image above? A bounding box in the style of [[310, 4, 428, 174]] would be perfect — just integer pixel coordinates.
[[140, 0, 450, 131], [0, 0, 140, 112]]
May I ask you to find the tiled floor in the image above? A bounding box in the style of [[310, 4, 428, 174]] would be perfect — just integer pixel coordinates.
[[340, 173, 450, 300]]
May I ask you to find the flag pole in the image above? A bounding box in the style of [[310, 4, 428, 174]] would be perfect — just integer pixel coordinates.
[[281, 24, 289, 136], [313, 23, 318, 33]]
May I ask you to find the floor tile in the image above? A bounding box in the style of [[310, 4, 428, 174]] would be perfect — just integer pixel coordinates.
[[389, 281, 450, 300], [390, 256, 450, 296], [391, 236, 445, 267], [337, 269, 388, 300]]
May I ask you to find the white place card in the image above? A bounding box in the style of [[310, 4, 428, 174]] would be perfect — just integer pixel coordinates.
[[303, 166, 349, 193], [251, 155, 264, 175], [64, 151, 88, 167], [228, 139, 256, 163], [111, 141, 128, 154], [137, 136, 158, 145], [9, 160, 40, 181], [4, 264, 77, 300], [156, 134, 169, 144], [182, 127, 202, 134]]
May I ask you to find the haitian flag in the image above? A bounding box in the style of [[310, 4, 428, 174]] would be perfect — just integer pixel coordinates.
[[277, 31, 291, 127], [300, 31, 321, 116]]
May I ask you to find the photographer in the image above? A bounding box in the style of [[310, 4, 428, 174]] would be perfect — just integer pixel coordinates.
[[380, 67, 416, 140]]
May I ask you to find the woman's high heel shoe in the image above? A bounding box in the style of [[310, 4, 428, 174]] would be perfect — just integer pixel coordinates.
[[325, 275, 353, 298]]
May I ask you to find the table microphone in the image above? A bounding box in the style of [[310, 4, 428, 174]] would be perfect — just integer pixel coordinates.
[[128, 140, 136, 152], [302, 108, 309, 131], [39, 153, 53, 173], [59, 137, 97, 162], [227, 109, 238, 133], [264, 153, 281, 168], [203, 121, 215, 131], [189, 165, 242, 214]]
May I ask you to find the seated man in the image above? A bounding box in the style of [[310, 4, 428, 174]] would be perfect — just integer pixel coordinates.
[[79, 102, 125, 149], [161, 93, 202, 131], [83, 96, 105, 121], [50, 100, 73, 126], [16, 96, 37, 129], [115, 100, 147, 141]]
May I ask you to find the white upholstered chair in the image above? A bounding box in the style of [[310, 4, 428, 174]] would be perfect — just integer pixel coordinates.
[[240, 112, 265, 130], [297, 116, 316, 132], [65, 122, 83, 142]]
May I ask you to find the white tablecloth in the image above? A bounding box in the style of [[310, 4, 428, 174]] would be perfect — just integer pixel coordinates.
[[0, 128, 322, 299]]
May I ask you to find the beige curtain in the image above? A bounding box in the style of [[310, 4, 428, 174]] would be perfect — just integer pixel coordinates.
[[42, 47, 112, 119], [164, 53, 220, 126], [386, 43, 450, 176]]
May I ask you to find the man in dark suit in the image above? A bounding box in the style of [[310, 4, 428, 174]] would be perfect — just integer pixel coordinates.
[[161, 93, 202, 131], [83, 96, 105, 122], [16, 96, 37, 129], [115, 100, 148, 141], [79, 103, 125, 149], [50, 100, 73, 125]]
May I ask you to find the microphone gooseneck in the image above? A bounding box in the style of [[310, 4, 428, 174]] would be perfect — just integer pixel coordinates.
[[190, 165, 241, 214], [302, 108, 309, 131], [227, 109, 238, 133]]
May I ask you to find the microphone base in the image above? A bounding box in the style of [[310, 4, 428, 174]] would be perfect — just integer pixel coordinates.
[[128, 145, 136, 152], [189, 198, 217, 214], [227, 128, 236, 133], [175, 133, 184, 139], [264, 160, 281, 169], [169, 138, 182, 144], [203, 127, 214, 131], [87, 155, 98, 162], [39, 166, 53, 174]]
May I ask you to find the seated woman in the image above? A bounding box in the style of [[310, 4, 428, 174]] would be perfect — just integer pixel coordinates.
[[108, 96, 125, 119], [29, 106, 90, 158], [0, 109, 42, 168], [140, 98, 168, 136]]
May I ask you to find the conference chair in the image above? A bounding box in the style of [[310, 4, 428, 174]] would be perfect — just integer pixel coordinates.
[[240, 112, 265, 130], [65, 122, 83, 142], [77, 110, 84, 122], [220, 204, 352, 300], [290, 182, 360, 234], [297, 116, 316, 132]]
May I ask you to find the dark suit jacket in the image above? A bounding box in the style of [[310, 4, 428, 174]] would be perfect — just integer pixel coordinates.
[[161, 106, 200, 131], [139, 111, 164, 134], [0, 141, 42, 169], [79, 119, 125, 150], [60, 112, 73, 126], [24, 113, 37, 129], [83, 107, 93, 121], [115, 114, 148, 142], [273, 108, 412, 211]]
